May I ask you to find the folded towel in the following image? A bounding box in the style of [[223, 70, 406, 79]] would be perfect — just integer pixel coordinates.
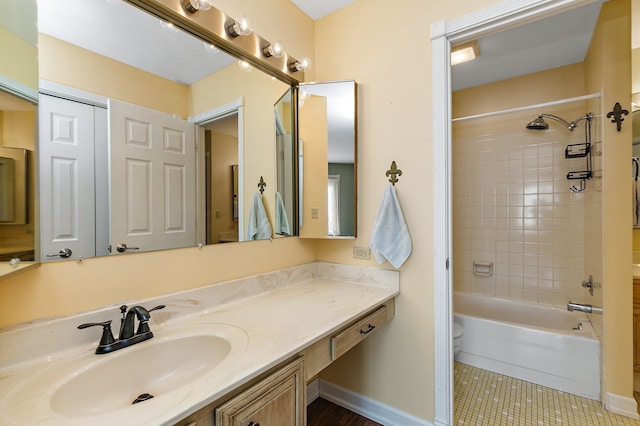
[[369, 183, 412, 268], [246, 192, 272, 240], [275, 192, 291, 235]]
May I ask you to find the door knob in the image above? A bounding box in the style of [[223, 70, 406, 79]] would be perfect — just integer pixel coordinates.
[[47, 248, 72, 258], [116, 243, 140, 253]]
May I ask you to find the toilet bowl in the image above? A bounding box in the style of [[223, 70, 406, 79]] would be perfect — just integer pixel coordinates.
[[453, 322, 463, 357]]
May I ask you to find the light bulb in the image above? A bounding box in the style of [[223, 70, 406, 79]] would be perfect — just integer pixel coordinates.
[[288, 57, 311, 72], [227, 16, 252, 38], [181, 0, 212, 13], [263, 41, 285, 58]]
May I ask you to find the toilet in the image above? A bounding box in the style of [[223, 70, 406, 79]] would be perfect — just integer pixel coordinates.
[[453, 322, 464, 358]]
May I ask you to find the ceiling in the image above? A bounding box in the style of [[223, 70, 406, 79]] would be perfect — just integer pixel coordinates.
[[452, 1, 603, 91], [290, 0, 355, 20]]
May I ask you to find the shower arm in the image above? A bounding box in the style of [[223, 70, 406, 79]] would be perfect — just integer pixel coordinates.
[[539, 113, 592, 131]]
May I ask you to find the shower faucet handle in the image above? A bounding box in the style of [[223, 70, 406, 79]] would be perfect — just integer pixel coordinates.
[[581, 275, 593, 296]]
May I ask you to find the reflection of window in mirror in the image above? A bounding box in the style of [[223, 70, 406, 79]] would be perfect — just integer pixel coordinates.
[[328, 175, 341, 236]]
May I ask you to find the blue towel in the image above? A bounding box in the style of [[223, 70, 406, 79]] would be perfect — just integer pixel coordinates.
[[246, 192, 272, 240], [369, 183, 412, 268], [275, 192, 291, 235]]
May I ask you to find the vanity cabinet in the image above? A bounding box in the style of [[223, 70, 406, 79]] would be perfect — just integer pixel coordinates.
[[634, 279, 640, 373], [216, 357, 305, 426], [175, 300, 395, 426], [175, 357, 305, 426]]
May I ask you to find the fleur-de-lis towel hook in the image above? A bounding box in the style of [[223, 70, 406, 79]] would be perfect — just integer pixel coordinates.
[[257, 176, 266, 194], [606, 102, 629, 132], [385, 161, 402, 185]]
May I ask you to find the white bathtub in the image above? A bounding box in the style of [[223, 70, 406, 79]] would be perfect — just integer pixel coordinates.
[[454, 292, 600, 400]]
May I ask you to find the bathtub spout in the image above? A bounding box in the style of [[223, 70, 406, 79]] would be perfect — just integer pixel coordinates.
[[567, 302, 603, 314]]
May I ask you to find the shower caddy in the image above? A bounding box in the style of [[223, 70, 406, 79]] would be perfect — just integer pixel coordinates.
[[565, 114, 593, 193]]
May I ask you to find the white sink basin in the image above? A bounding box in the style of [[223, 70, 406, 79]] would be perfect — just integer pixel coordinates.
[[1, 323, 248, 421], [52, 334, 230, 416]]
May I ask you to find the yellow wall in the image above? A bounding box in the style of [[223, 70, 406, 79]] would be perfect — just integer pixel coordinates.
[[299, 95, 328, 237], [38, 34, 189, 117], [190, 64, 290, 235], [585, 0, 633, 402], [312, 0, 498, 421], [209, 130, 239, 243], [0, 27, 37, 92]]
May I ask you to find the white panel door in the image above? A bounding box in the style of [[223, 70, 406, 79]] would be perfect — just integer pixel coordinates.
[[108, 99, 196, 254], [39, 94, 96, 261]]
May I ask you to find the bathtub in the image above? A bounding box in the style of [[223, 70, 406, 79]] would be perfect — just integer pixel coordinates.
[[454, 292, 600, 400]]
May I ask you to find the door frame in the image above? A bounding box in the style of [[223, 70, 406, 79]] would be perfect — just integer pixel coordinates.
[[191, 97, 245, 243], [430, 1, 600, 424]]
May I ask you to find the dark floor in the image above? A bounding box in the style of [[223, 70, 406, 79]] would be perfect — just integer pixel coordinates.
[[307, 397, 381, 426]]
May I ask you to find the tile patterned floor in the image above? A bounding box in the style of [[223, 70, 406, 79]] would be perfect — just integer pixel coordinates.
[[454, 362, 640, 425]]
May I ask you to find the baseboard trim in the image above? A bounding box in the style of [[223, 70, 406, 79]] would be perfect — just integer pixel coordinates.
[[307, 379, 319, 405], [310, 379, 433, 426], [603, 392, 640, 419]]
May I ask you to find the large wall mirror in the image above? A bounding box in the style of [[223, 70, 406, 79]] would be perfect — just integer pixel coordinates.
[[299, 80, 357, 239], [0, 0, 39, 277], [36, 0, 298, 261]]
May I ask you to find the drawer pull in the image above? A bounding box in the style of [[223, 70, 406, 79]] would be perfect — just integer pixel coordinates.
[[360, 324, 375, 335], [248, 422, 260, 426]]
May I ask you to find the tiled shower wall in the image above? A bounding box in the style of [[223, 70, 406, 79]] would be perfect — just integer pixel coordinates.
[[452, 107, 601, 308]]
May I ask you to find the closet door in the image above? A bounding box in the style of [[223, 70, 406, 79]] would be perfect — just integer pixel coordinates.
[[39, 94, 96, 261]]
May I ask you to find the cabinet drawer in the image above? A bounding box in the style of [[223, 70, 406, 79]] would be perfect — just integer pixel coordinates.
[[331, 305, 389, 360]]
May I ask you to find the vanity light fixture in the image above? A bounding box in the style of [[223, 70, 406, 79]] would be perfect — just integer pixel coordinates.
[[451, 40, 479, 66], [181, 0, 213, 13], [288, 57, 311, 73], [263, 41, 285, 58], [227, 16, 253, 38]]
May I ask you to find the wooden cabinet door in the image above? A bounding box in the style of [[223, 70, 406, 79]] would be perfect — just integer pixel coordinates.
[[216, 358, 305, 426]]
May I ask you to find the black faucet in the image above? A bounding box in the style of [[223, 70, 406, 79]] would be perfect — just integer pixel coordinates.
[[78, 304, 165, 354]]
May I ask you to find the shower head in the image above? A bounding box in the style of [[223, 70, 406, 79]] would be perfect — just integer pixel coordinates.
[[525, 116, 549, 130], [525, 113, 592, 132]]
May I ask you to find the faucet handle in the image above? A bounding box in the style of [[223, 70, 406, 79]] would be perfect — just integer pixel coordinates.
[[148, 305, 166, 313], [135, 305, 166, 335], [78, 320, 116, 347]]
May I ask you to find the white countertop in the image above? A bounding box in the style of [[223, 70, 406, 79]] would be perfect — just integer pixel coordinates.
[[0, 262, 399, 425]]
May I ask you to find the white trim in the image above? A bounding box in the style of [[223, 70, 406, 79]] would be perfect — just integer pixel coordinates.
[[38, 80, 108, 108], [603, 392, 640, 419], [192, 98, 245, 241], [0, 76, 38, 104], [307, 379, 320, 405], [430, 1, 599, 424], [316, 379, 433, 426], [189, 97, 244, 123]]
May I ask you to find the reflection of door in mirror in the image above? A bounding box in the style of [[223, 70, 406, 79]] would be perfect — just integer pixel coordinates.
[[204, 114, 239, 244], [298, 81, 357, 239], [37, 0, 297, 258], [275, 88, 296, 236]]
